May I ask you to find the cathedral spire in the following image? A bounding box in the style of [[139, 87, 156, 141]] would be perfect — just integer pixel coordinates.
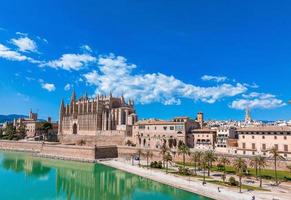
[[71, 89, 76, 103]]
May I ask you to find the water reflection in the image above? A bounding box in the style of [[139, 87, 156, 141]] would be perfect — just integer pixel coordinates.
[[0, 152, 209, 200]]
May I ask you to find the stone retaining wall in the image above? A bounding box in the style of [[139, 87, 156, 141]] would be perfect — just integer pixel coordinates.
[[40, 144, 96, 161], [0, 140, 43, 152], [0, 140, 118, 161], [95, 146, 118, 159], [59, 134, 126, 146]]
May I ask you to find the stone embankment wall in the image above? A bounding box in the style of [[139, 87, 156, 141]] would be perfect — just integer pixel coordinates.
[[59, 133, 126, 146], [117, 146, 291, 170], [40, 144, 96, 161], [0, 140, 118, 161], [95, 146, 118, 159], [0, 140, 43, 152]]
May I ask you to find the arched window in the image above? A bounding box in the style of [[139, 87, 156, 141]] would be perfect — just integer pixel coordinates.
[[72, 123, 77, 134]]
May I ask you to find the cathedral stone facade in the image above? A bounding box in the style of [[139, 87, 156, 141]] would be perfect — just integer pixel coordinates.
[[58, 91, 137, 145]]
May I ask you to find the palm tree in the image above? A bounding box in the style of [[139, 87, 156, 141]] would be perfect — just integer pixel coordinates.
[[143, 149, 153, 169], [177, 144, 190, 169], [233, 157, 247, 193], [269, 147, 285, 185], [191, 151, 202, 175], [160, 144, 169, 168], [201, 154, 208, 183], [256, 155, 267, 188], [136, 148, 143, 167], [204, 150, 217, 176], [250, 156, 259, 179], [219, 156, 230, 182], [163, 151, 173, 173]]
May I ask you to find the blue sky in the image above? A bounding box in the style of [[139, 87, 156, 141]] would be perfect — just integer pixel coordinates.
[[0, 0, 290, 121]]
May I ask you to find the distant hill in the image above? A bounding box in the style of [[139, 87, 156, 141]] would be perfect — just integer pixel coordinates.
[[0, 114, 28, 123]]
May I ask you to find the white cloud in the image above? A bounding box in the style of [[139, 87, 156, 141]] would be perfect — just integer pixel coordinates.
[[40, 53, 97, 71], [0, 43, 28, 61], [10, 36, 38, 52], [201, 75, 227, 82], [41, 83, 56, 92], [0, 43, 41, 64], [81, 44, 92, 52], [230, 92, 286, 110], [16, 32, 28, 36], [83, 54, 247, 105], [64, 83, 71, 91]]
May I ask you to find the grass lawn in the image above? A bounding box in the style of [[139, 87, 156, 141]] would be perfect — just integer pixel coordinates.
[[176, 162, 291, 181]]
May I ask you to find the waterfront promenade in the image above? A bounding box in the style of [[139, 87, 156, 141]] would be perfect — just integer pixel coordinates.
[[101, 159, 291, 200]]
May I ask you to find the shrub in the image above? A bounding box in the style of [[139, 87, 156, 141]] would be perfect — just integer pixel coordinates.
[[178, 166, 191, 175], [150, 161, 162, 169], [260, 175, 272, 180], [217, 164, 224, 171], [229, 176, 238, 186]]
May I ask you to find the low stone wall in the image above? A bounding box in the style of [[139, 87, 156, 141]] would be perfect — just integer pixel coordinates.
[[95, 146, 118, 159], [0, 140, 43, 152], [0, 140, 119, 162], [59, 134, 126, 146], [40, 144, 96, 161]]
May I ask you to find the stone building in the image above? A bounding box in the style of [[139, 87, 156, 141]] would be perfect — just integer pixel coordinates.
[[131, 117, 199, 149], [58, 91, 137, 145], [215, 127, 238, 154], [236, 126, 291, 159], [191, 128, 217, 150]]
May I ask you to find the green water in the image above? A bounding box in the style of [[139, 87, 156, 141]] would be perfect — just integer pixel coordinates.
[[0, 151, 211, 200]]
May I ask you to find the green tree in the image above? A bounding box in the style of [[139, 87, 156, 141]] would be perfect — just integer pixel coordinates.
[[191, 151, 202, 175], [219, 156, 230, 182], [37, 122, 53, 140], [177, 144, 190, 170], [269, 147, 285, 185], [3, 123, 16, 140], [256, 155, 267, 188], [163, 151, 173, 173], [233, 157, 247, 193], [201, 154, 208, 183], [204, 150, 217, 176], [136, 148, 143, 167], [250, 156, 259, 179], [16, 124, 26, 139], [143, 149, 153, 169], [160, 144, 169, 168]]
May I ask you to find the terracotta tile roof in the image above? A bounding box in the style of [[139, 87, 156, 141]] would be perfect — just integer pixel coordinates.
[[237, 126, 291, 132]]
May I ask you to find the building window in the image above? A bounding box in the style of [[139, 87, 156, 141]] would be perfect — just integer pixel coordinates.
[[274, 144, 278, 150], [262, 144, 266, 150], [242, 143, 246, 149], [284, 136, 287, 140], [242, 135, 245, 139], [252, 152, 255, 155], [262, 135, 265, 139], [170, 126, 174, 130], [252, 143, 256, 149], [284, 145, 288, 152], [274, 136, 277, 139], [243, 151, 246, 155], [252, 136, 255, 139], [163, 126, 167, 131]]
